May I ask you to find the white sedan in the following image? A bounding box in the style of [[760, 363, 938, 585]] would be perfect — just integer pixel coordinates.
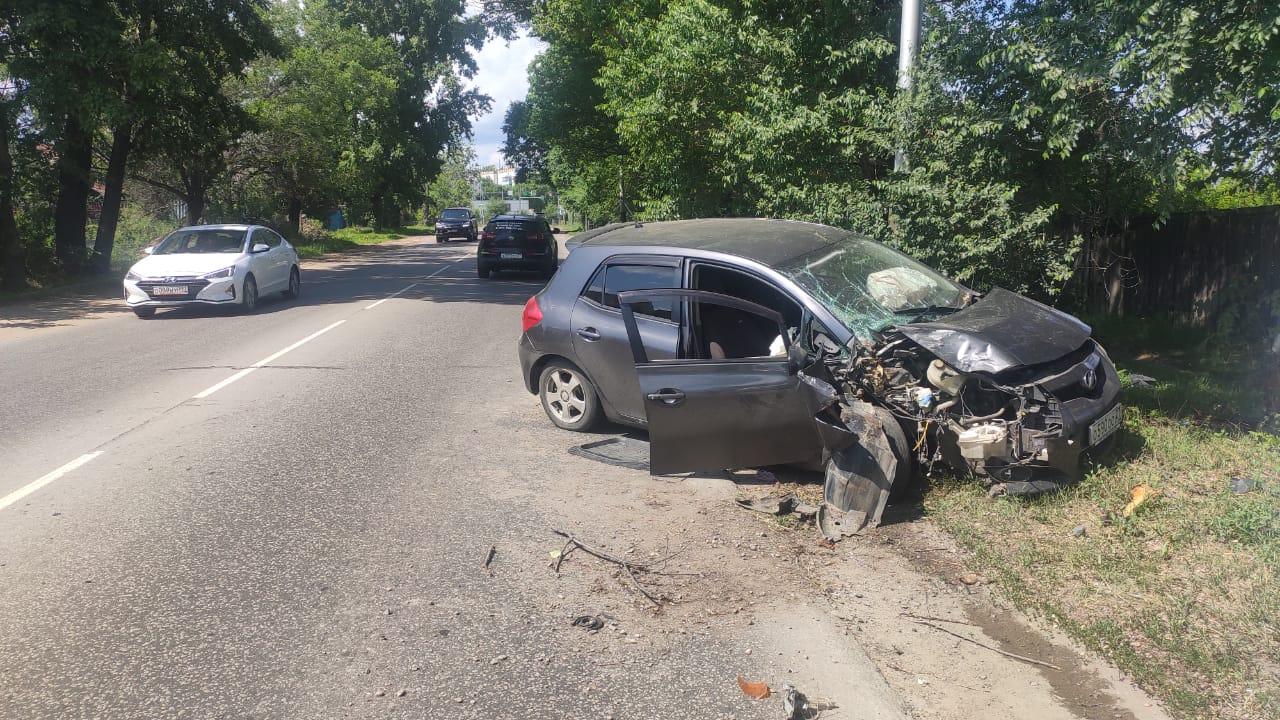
[[123, 224, 300, 318]]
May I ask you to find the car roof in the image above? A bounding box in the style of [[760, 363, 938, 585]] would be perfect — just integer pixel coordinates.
[[489, 214, 542, 222], [572, 218, 854, 267], [177, 224, 253, 232]]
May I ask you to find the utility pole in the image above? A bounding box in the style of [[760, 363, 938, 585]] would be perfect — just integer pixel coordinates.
[[894, 0, 921, 172]]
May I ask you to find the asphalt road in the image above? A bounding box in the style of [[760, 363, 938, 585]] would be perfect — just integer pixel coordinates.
[[0, 237, 907, 720]]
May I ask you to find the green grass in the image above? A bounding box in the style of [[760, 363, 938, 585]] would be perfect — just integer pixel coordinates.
[[925, 316, 1280, 720], [289, 224, 430, 259]]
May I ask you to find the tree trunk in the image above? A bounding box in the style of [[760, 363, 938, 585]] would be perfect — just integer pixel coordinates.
[[287, 197, 302, 236], [0, 104, 24, 290], [371, 193, 383, 231], [183, 169, 207, 226], [91, 122, 133, 274], [185, 191, 205, 227], [52, 117, 93, 273]]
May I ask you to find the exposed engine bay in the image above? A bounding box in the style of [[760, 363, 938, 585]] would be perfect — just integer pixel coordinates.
[[811, 289, 1124, 536]]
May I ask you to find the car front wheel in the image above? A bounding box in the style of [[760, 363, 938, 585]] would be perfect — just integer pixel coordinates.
[[283, 267, 300, 299], [539, 361, 601, 431], [133, 306, 155, 319], [241, 274, 258, 313]]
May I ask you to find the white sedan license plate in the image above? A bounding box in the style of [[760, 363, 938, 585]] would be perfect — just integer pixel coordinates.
[[1089, 404, 1123, 446], [152, 285, 187, 296], [500, 252, 522, 260]]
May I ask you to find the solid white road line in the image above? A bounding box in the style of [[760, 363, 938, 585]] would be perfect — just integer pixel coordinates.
[[364, 258, 469, 310], [0, 452, 103, 512], [193, 320, 347, 399]]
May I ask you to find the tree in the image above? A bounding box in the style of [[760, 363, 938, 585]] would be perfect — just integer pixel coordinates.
[[322, 0, 490, 228], [426, 144, 477, 216], [501, 100, 546, 182], [8, 0, 121, 272], [88, 0, 276, 272]]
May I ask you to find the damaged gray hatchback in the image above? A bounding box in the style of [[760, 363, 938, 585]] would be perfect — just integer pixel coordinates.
[[518, 219, 1121, 531]]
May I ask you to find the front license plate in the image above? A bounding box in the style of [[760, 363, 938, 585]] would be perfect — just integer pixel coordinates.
[[152, 285, 187, 296], [1089, 404, 1123, 446], [500, 253, 522, 260]]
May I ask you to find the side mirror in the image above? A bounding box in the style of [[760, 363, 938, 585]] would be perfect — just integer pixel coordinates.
[[142, 246, 155, 255], [252, 243, 270, 254], [552, 227, 562, 234]]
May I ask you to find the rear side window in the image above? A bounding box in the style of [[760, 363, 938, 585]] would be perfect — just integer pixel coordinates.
[[583, 263, 679, 321]]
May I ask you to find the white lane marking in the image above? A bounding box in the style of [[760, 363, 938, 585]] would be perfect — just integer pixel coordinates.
[[364, 259, 469, 310], [0, 452, 103, 512], [192, 320, 346, 399], [364, 283, 418, 310]]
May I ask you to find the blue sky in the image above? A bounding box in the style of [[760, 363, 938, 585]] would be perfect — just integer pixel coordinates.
[[466, 30, 545, 167]]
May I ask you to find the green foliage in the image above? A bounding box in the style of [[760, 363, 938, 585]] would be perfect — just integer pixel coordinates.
[[482, 197, 510, 220], [426, 145, 477, 216], [514, 0, 1279, 298]]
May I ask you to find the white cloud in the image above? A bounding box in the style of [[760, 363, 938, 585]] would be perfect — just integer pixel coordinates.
[[466, 31, 544, 167]]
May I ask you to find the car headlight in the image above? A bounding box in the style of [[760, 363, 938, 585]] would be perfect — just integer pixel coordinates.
[[125, 271, 140, 281], [202, 267, 234, 280]]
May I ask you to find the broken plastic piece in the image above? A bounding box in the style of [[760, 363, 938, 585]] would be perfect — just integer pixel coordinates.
[[736, 676, 771, 700], [821, 401, 899, 533], [817, 503, 866, 542]]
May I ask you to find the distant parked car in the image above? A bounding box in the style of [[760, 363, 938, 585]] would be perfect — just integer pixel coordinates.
[[435, 207, 478, 242], [123, 224, 300, 318], [476, 215, 559, 279]]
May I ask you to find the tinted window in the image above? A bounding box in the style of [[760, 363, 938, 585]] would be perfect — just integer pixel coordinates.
[[582, 263, 679, 321]]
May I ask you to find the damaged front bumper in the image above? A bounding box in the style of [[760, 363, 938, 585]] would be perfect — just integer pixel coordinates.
[[817, 334, 1123, 535]]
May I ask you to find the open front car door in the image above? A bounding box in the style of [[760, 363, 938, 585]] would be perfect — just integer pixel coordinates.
[[618, 289, 827, 475]]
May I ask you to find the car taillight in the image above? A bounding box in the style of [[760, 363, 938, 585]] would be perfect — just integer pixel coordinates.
[[481, 231, 495, 241], [521, 295, 543, 332], [527, 232, 542, 241]]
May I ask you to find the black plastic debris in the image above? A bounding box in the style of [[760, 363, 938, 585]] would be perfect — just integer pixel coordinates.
[[568, 436, 650, 471], [735, 494, 797, 515], [570, 614, 605, 631]]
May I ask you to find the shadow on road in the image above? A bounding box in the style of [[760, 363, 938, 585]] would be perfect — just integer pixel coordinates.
[[1, 239, 546, 328]]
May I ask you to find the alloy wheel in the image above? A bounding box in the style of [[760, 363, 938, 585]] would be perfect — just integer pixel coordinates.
[[543, 368, 587, 424]]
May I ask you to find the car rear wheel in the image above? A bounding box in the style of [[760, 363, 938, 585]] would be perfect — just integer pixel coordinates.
[[283, 267, 300, 299], [133, 306, 155, 319], [477, 262, 492, 279], [539, 361, 601, 431], [241, 274, 258, 313]]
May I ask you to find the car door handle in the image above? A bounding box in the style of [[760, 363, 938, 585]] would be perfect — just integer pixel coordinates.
[[646, 389, 686, 406], [576, 327, 601, 341]]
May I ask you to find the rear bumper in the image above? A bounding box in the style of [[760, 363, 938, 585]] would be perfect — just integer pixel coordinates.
[[518, 333, 539, 393], [478, 251, 554, 269]]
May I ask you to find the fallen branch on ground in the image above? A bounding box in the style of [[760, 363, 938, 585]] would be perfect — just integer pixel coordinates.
[[551, 528, 689, 608], [912, 620, 1062, 671]]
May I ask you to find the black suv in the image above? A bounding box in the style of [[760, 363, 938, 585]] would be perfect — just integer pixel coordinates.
[[477, 215, 559, 279], [435, 207, 478, 242]]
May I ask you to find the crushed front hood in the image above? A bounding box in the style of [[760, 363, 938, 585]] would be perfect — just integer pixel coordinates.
[[896, 288, 1091, 374]]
